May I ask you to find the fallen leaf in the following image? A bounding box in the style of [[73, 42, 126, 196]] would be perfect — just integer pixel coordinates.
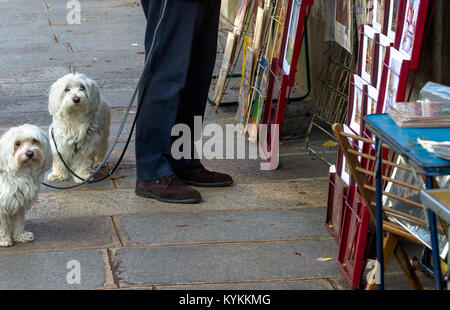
[[294, 252, 302, 256], [137, 50, 145, 54], [55, 23, 67, 26], [107, 173, 128, 180], [322, 140, 338, 148], [407, 139, 416, 146], [316, 257, 333, 262], [81, 19, 89, 22], [223, 219, 234, 223]]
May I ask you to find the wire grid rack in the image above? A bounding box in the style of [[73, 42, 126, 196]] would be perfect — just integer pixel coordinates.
[[305, 40, 356, 166]]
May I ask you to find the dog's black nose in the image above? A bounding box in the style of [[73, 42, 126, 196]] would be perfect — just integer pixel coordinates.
[[72, 96, 81, 104], [25, 151, 34, 159]]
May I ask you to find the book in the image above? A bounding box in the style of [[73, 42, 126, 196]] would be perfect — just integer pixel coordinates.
[[388, 101, 450, 127]]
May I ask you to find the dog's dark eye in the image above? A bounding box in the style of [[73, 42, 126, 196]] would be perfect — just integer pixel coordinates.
[[79, 85, 85, 91], [64, 88, 70, 92], [32, 139, 39, 145], [15, 141, 21, 147]]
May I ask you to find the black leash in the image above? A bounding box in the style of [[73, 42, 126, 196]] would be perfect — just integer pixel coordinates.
[[42, 0, 168, 190]]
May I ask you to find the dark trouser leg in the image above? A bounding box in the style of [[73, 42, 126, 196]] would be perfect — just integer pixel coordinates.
[[169, 0, 221, 172], [136, 0, 215, 181]]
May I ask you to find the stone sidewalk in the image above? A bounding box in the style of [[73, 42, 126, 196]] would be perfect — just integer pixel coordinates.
[[0, 0, 435, 290]]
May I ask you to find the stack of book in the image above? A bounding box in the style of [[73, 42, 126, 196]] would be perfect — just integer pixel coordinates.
[[387, 101, 450, 128]]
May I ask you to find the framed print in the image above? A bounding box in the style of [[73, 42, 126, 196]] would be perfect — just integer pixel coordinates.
[[355, 0, 374, 31], [347, 74, 366, 136], [376, 47, 410, 113], [233, 0, 250, 35], [247, 57, 269, 142], [336, 124, 357, 186], [236, 36, 254, 128], [372, 0, 388, 33], [396, 0, 429, 69], [252, 3, 266, 52], [270, 0, 290, 60], [386, 0, 405, 42], [213, 32, 238, 105], [282, 0, 301, 75], [373, 32, 393, 90], [335, 0, 352, 53], [359, 84, 379, 171], [364, 84, 379, 117], [357, 25, 377, 85], [279, 0, 313, 80]]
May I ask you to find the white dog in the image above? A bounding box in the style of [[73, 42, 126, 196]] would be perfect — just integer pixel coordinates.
[[0, 124, 52, 247], [47, 73, 111, 183]]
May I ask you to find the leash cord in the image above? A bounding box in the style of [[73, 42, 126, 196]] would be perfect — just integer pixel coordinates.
[[41, 0, 168, 189]]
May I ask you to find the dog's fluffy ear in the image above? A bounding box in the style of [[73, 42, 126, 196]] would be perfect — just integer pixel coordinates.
[[0, 128, 17, 173], [81, 75, 101, 113], [18, 125, 53, 175], [0, 132, 8, 172], [30, 125, 53, 173], [48, 78, 63, 116]]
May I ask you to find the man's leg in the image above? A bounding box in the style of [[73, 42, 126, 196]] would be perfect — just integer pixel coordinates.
[[136, 0, 209, 182], [169, 0, 221, 172], [168, 0, 233, 187]]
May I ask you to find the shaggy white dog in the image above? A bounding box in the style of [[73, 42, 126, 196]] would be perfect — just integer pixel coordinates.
[[0, 124, 52, 247], [47, 73, 111, 183]]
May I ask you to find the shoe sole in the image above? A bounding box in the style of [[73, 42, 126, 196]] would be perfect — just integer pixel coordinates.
[[135, 190, 202, 204], [181, 180, 233, 187]]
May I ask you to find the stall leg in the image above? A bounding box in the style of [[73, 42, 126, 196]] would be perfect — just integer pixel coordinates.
[[375, 138, 384, 290], [425, 176, 443, 290]]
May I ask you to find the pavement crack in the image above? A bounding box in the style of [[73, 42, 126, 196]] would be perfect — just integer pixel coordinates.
[[105, 249, 121, 288], [109, 216, 125, 247], [52, 34, 60, 44], [64, 42, 74, 52]]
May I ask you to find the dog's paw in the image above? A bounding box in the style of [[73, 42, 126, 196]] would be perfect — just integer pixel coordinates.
[[13, 231, 34, 243], [73, 172, 91, 183], [0, 237, 13, 247], [48, 172, 69, 182]]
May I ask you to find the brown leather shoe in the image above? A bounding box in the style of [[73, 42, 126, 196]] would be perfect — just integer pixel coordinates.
[[176, 165, 233, 187], [135, 174, 202, 203]]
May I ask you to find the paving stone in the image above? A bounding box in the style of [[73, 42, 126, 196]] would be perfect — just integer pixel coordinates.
[[203, 154, 329, 182], [30, 180, 328, 219], [101, 90, 137, 109], [115, 240, 341, 286], [0, 81, 55, 97], [0, 35, 67, 56], [106, 141, 136, 165], [156, 279, 336, 290], [57, 31, 145, 53], [0, 96, 49, 113], [0, 249, 106, 290], [118, 208, 331, 246], [97, 78, 140, 92], [0, 111, 51, 129], [65, 50, 144, 67], [0, 67, 68, 84], [2, 50, 143, 71], [0, 216, 118, 254], [71, 63, 142, 80], [111, 155, 330, 188], [1, 10, 48, 27]]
